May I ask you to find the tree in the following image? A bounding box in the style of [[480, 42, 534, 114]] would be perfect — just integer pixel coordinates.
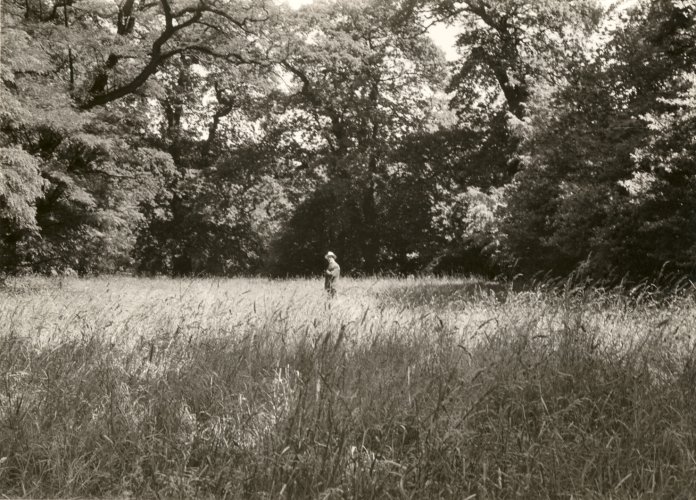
[[269, 0, 448, 273], [0, 147, 45, 273], [74, 0, 276, 109], [501, 0, 696, 279], [3, 0, 281, 274], [415, 0, 603, 119], [2, 0, 182, 273], [130, 53, 289, 275]]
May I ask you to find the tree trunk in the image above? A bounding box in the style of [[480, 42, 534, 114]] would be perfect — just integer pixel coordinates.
[[0, 230, 22, 276], [202, 98, 234, 161], [63, 1, 74, 88], [117, 0, 136, 35], [361, 160, 379, 273]]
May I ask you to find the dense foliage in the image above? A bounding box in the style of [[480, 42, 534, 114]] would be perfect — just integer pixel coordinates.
[[1, 0, 694, 279]]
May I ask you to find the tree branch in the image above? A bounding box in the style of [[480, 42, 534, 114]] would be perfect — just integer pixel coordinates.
[[81, 0, 270, 109]]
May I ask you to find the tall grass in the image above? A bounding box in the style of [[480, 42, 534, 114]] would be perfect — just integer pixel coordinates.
[[1, 276, 696, 498]]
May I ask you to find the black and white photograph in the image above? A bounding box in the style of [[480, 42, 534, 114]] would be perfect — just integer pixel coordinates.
[[1, 0, 696, 496]]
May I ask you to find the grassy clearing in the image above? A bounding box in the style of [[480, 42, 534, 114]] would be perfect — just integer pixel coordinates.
[[1, 276, 696, 498]]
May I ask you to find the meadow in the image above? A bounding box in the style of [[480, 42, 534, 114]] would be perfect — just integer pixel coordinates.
[[1, 276, 696, 498]]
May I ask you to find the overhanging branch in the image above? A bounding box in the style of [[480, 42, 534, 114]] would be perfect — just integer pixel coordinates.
[[81, 0, 267, 109]]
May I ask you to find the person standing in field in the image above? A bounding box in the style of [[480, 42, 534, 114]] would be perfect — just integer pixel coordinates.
[[324, 251, 340, 298]]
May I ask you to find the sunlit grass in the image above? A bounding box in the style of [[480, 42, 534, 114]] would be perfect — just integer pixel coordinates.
[[1, 276, 696, 498]]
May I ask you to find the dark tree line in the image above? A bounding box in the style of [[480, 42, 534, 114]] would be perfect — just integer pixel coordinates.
[[1, 0, 695, 280]]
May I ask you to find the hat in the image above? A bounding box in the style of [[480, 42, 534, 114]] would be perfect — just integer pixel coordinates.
[[325, 251, 337, 260]]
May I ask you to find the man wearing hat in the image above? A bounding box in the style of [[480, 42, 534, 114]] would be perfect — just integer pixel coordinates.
[[324, 251, 340, 298]]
